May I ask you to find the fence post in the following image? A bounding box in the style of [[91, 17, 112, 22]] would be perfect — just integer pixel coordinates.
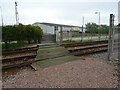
[[54, 25, 58, 43], [60, 26, 63, 43], [108, 14, 115, 61]]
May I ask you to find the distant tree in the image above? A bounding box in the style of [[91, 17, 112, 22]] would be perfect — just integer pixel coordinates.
[[2, 25, 16, 43], [19, 23, 23, 25], [2, 26, 8, 44], [86, 23, 109, 34], [33, 26, 43, 43], [99, 25, 109, 34], [85, 23, 98, 34], [24, 25, 34, 44], [24, 25, 43, 44], [85, 23, 109, 40], [2, 24, 43, 44], [15, 24, 25, 41]]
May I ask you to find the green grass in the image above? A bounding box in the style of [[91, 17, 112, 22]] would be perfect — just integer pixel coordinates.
[[2, 41, 28, 51]]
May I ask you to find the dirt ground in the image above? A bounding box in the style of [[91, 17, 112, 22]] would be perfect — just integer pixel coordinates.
[[2, 56, 118, 88]]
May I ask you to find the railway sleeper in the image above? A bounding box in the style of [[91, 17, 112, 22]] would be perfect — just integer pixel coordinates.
[[73, 47, 107, 56], [2, 54, 37, 63], [63, 40, 108, 48], [68, 45, 108, 52], [2, 59, 35, 69], [3, 51, 37, 58]]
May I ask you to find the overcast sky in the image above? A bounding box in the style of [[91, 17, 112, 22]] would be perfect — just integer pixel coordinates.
[[0, 0, 119, 26]]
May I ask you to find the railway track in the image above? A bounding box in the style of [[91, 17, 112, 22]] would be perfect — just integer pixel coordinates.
[[64, 40, 119, 56], [2, 40, 119, 69], [2, 45, 39, 69], [62, 40, 108, 48]]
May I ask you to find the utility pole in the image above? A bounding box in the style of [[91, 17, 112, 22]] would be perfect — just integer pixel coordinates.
[[108, 14, 115, 61], [81, 17, 84, 42], [15, 1, 19, 25]]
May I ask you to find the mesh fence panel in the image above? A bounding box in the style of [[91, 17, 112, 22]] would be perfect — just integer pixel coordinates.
[[110, 26, 120, 60]]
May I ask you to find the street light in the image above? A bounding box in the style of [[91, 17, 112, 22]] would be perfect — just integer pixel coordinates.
[[0, 6, 3, 26], [95, 11, 100, 41]]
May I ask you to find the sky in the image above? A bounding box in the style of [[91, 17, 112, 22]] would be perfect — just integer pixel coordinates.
[[0, 0, 119, 26]]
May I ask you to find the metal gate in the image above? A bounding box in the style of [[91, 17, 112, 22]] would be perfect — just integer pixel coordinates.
[[107, 14, 120, 88], [41, 34, 55, 43], [108, 14, 120, 61]]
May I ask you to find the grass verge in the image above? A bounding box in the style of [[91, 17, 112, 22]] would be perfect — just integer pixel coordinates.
[[2, 41, 28, 51]]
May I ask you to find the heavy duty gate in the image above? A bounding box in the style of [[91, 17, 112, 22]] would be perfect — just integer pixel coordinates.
[[107, 13, 120, 88], [108, 14, 119, 61], [42, 34, 56, 43]]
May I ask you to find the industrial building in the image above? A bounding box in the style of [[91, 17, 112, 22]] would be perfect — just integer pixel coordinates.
[[33, 22, 85, 43]]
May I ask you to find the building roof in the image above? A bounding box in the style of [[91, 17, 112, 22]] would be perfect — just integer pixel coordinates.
[[33, 22, 81, 28]]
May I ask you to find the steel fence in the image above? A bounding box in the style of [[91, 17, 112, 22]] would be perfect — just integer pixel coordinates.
[[110, 26, 120, 60]]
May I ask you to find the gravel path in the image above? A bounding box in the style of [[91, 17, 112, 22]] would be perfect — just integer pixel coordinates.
[[2, 56, 118, 88]]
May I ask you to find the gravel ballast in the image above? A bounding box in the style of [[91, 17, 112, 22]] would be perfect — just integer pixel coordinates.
[[2, 56, 118, 88]]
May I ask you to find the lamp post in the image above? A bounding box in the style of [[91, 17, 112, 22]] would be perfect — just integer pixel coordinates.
[[95, 12, 100, 41]]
